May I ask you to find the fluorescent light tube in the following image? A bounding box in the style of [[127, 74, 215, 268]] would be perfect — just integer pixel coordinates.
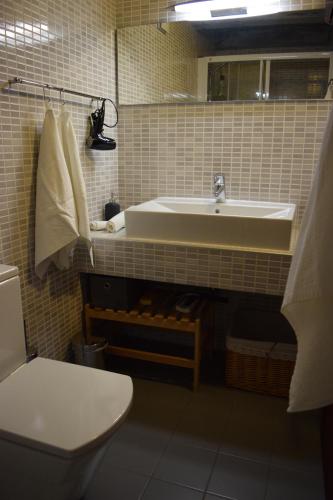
[[174, 0, 282, 21], [211, 7, 247, 17]]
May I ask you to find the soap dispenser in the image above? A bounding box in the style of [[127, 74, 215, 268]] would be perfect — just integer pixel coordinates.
[[104, 193, 120, 221]]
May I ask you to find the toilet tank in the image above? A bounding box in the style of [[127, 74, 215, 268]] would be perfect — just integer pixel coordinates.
[[0, 265, 26, 382]]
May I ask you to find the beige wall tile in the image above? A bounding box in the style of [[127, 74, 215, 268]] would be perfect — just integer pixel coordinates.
[[118, 101, 332, 225], [118, 22, 206, 104], [0, 0, 118, 359], [0, 0, 330, 361], [76, 240, 292, 296]]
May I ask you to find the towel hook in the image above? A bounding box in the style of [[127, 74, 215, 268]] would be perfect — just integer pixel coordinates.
[[42, 86, 51, 104], [59, 88, 65, 105]]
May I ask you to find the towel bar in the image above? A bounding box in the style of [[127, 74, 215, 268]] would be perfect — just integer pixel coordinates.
[[7, 76, 107, 102]]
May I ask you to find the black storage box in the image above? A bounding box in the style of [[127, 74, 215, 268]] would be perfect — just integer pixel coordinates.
[[86, 274, 143, 310]]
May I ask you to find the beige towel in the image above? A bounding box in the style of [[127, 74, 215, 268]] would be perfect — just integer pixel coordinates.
[[106, 212, 125, 233], [35, 108, 79, 278], [90, 213, 125, 233], [90, 221, 107, 231], [58, 108, 93, 265], [282, 108, 333, 412]]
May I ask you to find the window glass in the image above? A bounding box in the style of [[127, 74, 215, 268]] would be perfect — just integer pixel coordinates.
[[208, 60, 261, 101], [269, 59, 329, 99]]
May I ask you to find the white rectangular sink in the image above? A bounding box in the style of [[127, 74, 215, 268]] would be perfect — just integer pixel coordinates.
[[125, 197, 296, 251]]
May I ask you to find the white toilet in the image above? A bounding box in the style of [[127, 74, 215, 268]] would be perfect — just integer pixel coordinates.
[[0, 265, 133, 500]]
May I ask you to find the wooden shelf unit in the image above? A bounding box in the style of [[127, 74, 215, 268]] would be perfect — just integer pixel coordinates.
[[84, 297, 207, 390]]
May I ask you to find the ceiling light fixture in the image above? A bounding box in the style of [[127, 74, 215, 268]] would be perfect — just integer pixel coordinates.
[[173, 0, 282, 21]]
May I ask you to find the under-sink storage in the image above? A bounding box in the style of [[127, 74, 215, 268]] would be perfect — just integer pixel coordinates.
[[81, 274, 296, 393], [84, 287, 210, 390], [82, 274, 144, 310]]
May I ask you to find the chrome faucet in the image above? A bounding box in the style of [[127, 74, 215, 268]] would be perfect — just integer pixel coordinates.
[[213, 174, 226, 203]]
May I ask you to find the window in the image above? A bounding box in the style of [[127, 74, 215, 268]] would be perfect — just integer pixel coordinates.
[[208, 60, 262, 101], [198, 53, 332, 101], [268, 59, 329, 100]]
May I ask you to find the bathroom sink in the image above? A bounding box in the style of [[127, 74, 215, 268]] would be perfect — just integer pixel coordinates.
[[125, 197, 296, 251]]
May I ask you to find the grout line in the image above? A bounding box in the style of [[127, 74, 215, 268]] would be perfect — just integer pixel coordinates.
[[263, 463, 272, 500], [216, 449, 270, 466], [138, 393, 199, 499], [205, 492, 238, 500], [149, 401, 191, 478], [203, 448, 220, 497], [143, 476, 206, 494], [138, 475, 152, 500]]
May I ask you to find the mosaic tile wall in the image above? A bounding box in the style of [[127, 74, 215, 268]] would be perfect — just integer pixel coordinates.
[[118, 22, 207, 105], [117, 0, 326, 28], [76, 239, 292, 296], [0, 0, 329, 361], [113, 0, 331, 301], [0, 0, 118, 359], [118, 101, 332, 225]]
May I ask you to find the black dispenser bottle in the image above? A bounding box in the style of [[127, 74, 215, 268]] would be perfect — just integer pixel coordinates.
[[104, 193, 120, 221]]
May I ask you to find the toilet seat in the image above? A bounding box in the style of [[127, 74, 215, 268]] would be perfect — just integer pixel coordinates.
[[0, 357, 133, 458]]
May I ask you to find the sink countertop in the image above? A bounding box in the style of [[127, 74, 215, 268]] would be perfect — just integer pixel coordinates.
[[77, 228, 295, 296], [91, 226, 299, 256]]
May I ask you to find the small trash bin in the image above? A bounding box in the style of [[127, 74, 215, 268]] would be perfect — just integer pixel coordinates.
[[72, 334, 107, 370]]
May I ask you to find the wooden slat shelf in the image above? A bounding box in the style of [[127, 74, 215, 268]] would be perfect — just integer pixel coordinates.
[[84, 295, 208, 390], [84, 304, 199, 333], [106, 346, 195, 369]]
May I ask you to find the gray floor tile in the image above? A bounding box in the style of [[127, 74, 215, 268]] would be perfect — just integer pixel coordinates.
[[129, 379, 190, 431], [172, 411, 225, 452], [132, 379, 191, 411], [265, 466, 325, 500], [186, 386, 235, 419], [231, 390, 288, 420], [128, 402, 183, 434], [269, 411, 323, 474], [83, 379, 324, 500], [171, 385, 233, 452], [142, 479, 204, 500], [219, 417, 274, 463], [218, 390, 287, 463], [154, 441, 216, 490], [207, 453, 268, 500], [104, 421, 171, 475], [85, 466, 148, 500]]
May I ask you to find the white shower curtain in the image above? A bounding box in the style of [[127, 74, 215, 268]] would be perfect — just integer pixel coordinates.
[[282, 108, 333, 412]]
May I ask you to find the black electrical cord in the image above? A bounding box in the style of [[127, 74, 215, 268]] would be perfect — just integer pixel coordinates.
[[102, 98, 119, 128]]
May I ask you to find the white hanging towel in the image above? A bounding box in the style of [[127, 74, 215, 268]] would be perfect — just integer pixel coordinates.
[[58, 108, 93, 265], [35, 108, 79, 278], [281, 108, 333, 412]]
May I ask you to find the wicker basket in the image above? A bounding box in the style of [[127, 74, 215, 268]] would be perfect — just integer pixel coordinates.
[[225, 340, 296, 398], [267, 358, 295, 397]]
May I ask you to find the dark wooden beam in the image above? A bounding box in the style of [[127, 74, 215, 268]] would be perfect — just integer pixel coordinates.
[[198, 23, 333, 55]]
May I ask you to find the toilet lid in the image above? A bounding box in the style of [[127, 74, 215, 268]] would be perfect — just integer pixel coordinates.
[[0, 357, 133, 458]]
